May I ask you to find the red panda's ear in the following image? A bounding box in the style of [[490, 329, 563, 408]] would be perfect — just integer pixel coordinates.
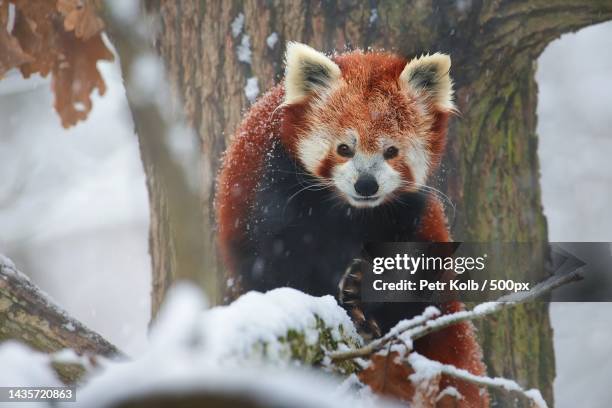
[[399, 53, 454, 112], [284, 42, 341, 104]]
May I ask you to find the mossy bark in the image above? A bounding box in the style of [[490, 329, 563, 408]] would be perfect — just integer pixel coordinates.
[[0, 257, 121, 383], [144, 1, 612, 406]]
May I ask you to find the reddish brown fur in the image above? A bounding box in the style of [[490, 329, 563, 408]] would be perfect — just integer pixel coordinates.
[[414, 202, 489, 406], [416, 197, 452, 242], [415, 300, 489, 407], [279, 51, 448, 182], [216, 86, 285, 282], [216, 49, 487, 406]]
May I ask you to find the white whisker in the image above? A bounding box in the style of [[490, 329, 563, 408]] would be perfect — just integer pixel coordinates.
[[397, 181, 456, 224]]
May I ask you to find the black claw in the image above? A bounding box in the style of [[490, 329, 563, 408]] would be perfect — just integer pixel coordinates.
[[348, 272, 362, 281], [339, 259, 378, 337], [367, 318, 382, 338], [342, 286, 358, 295], [350, 307, 366, 324]]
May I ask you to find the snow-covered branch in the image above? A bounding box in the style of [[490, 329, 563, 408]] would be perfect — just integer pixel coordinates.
[[0, 284, 389, 408], [329, 268, 582, 362], [327, 269, 581, 407], [0, 255, 122, 382], [408, 352, 548, 408], [0, 270, 573, 407]]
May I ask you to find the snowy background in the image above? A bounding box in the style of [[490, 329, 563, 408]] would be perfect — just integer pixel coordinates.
[[0, 62, 150, 356], [0, 21, 611, 407], [537, 22, 612, 408]]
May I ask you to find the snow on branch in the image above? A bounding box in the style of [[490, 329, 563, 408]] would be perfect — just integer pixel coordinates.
[[0, 255, 122, 382], [0, 268, 573, 407], [326, 268, 582, 407], [408, 352, 548, 408], [0, 284, 394, 408], [0, 259, 580, 406], [329, 268, 582, 362]]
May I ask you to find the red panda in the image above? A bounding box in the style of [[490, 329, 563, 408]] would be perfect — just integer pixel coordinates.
[[216, 42, 488, 407]]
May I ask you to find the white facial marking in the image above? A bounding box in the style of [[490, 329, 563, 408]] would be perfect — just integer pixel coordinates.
[[297, 134, 330, 174], [297, 128, 430, 208], [332, 152, 402, 208], [404, 137, 430, 186]]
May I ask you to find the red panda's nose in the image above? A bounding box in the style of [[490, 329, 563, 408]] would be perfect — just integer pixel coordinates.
[[354, 174, 379, 197]]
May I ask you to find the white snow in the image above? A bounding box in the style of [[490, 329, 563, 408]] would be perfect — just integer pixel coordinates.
[[7, 3, 15, 33], [51, 348, 85, 366], [472, 302, 498, 314], [408, 352, 547, 408], [538, 22, 612, 242], [129, 52, 165, 104], [190, 286, 360, 365], [106, 0, 140, 24], [0, 55, 150, 356], [0, 285, 395, 408], [139, 284, 360, 369], [146, 282, 208, 354], [383, 305, 439, 345], [369, 9, 378, 25], [0, 254, 17, 271], [436, 386, 462, 402], [524, 389, 549, 408], [0, 255, 32, 285], [165, 123, 202, 192], [455, 0, 472, 13], [266, 32, 279, 49], [0, 344, 343, 407], [0, 70, 47, 96], [237, 35, 252, 64], [244, 76, 260, 103], [537, 21, 612, 408], [0, 341, 61, 388], [72, 361, 390, 408], [231, 13, 245, 38]]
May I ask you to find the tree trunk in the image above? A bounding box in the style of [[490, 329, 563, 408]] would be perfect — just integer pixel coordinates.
[[142, 1, 612, 406], [102, 5, 217, 316]]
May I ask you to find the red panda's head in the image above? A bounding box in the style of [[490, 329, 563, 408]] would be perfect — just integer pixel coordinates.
[[279, 42, 454, 208]]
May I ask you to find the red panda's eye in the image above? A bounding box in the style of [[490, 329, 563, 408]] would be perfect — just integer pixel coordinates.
[[384, 146, 399, 160], [337, 144, 354, 158]]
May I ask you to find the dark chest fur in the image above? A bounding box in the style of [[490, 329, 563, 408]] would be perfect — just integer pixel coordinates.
[[235, 141, 427, 298]]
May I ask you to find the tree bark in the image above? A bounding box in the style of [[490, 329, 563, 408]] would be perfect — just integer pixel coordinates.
[[103, 5, 216, 316], [141, 1, 612, 406], [0, 255, 121, 383]]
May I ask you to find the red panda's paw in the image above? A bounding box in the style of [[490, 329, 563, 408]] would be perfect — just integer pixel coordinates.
[[338, 259, 382, 339], [338, 259, 364, 306]]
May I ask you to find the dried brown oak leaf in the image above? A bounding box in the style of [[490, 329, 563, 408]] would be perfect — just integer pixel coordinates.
[[6, 0, 113, 127], [358, 352, 443, 407], [0, 28, 33, 77], [52, 32, 113, 127], [57, 0, 104, 41], [0, 1, 33, 76], [11, 0, 62, 78]]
